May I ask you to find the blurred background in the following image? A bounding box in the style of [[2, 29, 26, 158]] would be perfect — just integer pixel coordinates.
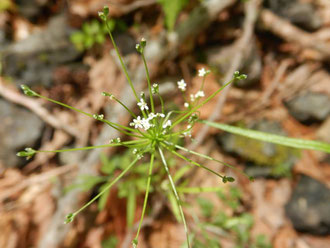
[[0, 0, 330, 247]]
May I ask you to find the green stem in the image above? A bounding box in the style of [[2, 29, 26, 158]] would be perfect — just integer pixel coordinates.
[[158, 147, 191, 248], [105, 21, 139, 102], [158, 92, 165, 114], [161, 142, 224, 180], [37, 140, 148, 154], [141, 53, 155, 113], [168, 142, 251, 180], [36, 93, 140, 137], [134, 153, 155, 244], [171, 78, 235, 128], [70, 156, 139, 218], [113, 96, 137, 118]]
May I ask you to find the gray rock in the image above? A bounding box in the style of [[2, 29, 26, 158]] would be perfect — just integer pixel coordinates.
[[264, 0, 322, 31], [285, 175, 330, 235], [2, 14, 82, 87], [0, 98, 44, 167], [216, 120, 299, 177], [206, 37, 262, 88], [285, 92, 330, 122], [15, 0, 49, 22]]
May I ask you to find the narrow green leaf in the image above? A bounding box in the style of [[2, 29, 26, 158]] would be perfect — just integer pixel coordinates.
[[127, 184, 136, 228], [177, 187, 223, 194], [202, 120, 330, 153]]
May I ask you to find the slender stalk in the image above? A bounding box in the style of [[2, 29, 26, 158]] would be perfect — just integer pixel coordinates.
[[104, 21, 139, 102], [161, 143, 225, 180], [134, 153, 155, 244], [141, 53, 155, 113], [112, 95, 137, 118], [158, 147, 191, 248], [167, 142, 251, 179], [37, 140, 148, 154], [36, 93, 141, 137], [69, 156, 139, 219]]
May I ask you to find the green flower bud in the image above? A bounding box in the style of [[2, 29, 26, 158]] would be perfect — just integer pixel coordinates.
[[17, 147, 36, 159], [65, 213, 75, 224], [21, 85, 38, 97]]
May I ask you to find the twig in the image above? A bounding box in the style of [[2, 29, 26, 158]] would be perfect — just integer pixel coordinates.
[[0, 79, 79, 137], [191, 0, 261, 149], [260, 9, 330, 61], [0, 164, 76, 202]]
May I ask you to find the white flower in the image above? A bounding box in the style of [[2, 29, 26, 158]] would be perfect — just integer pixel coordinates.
[[131, 116, 143, 129], [132, 149, 138, 154], [141, 118, 152, 130], [195, 90, 205, 98], [153, 83, 158, 88], [137, 98, 149, 111], [190, 94, 195, 102], [116, 138, 121, 143], [163, 120, 172, 129], [148, 113, 156, 120], [177, 79, 186, 91], [157, 113, 165, 118], [198, 68, 210, 77], [184, 102, 189, 108]]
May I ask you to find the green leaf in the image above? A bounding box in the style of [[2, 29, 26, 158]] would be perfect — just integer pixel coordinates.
[[65, 175, 105, 193], [202, 120, 330, 153], [168, 191, 181, 222], [197, 197, 214, 218], [158, 0, 189, 30], [127, 184, 136, 227], [98, 182, 111, 210], [177, 186, 223, 194]]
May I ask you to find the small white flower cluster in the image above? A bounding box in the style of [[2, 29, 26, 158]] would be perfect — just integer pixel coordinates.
[[190, 90, 205, 102], [183, 124, 192, 137], [137, 98, 149, 111], [176, 68, 210, 102], [177, 79, 186, 91], [198, 68, 210, 77], [130, 112, 168, 131]]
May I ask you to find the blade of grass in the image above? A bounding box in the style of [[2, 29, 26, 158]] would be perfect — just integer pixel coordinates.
[[158, 147, 191, 248], [202, 120, 330, 153]]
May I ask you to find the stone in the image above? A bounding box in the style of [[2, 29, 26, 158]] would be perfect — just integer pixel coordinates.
[[285, 92, 330, 123], [0, 98, 44, 167], [264, 0, 322, 31], [14, 0, 49, 22], [206, 37, 262, 88], [2, 14, 82, 87], [285, 175, 330, 235]]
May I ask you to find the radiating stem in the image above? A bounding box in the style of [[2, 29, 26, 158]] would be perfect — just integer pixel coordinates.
[[36, 140, 149, 154], [70, 156, 139, 219], [35, 93, 141, 137], [166, 142, 251, 179], [134, 153, 155, 245], [105, 21, 139, 102], [141, 53, 155, 113], [161, 142, 225, 180], [158, 147, 191, 248]]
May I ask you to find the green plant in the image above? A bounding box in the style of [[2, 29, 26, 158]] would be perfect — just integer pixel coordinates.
[[17, 6, 330, 248], [190, 187, 272, 248], [70, 18, 126, 51], [158, 0, 189, 31]]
